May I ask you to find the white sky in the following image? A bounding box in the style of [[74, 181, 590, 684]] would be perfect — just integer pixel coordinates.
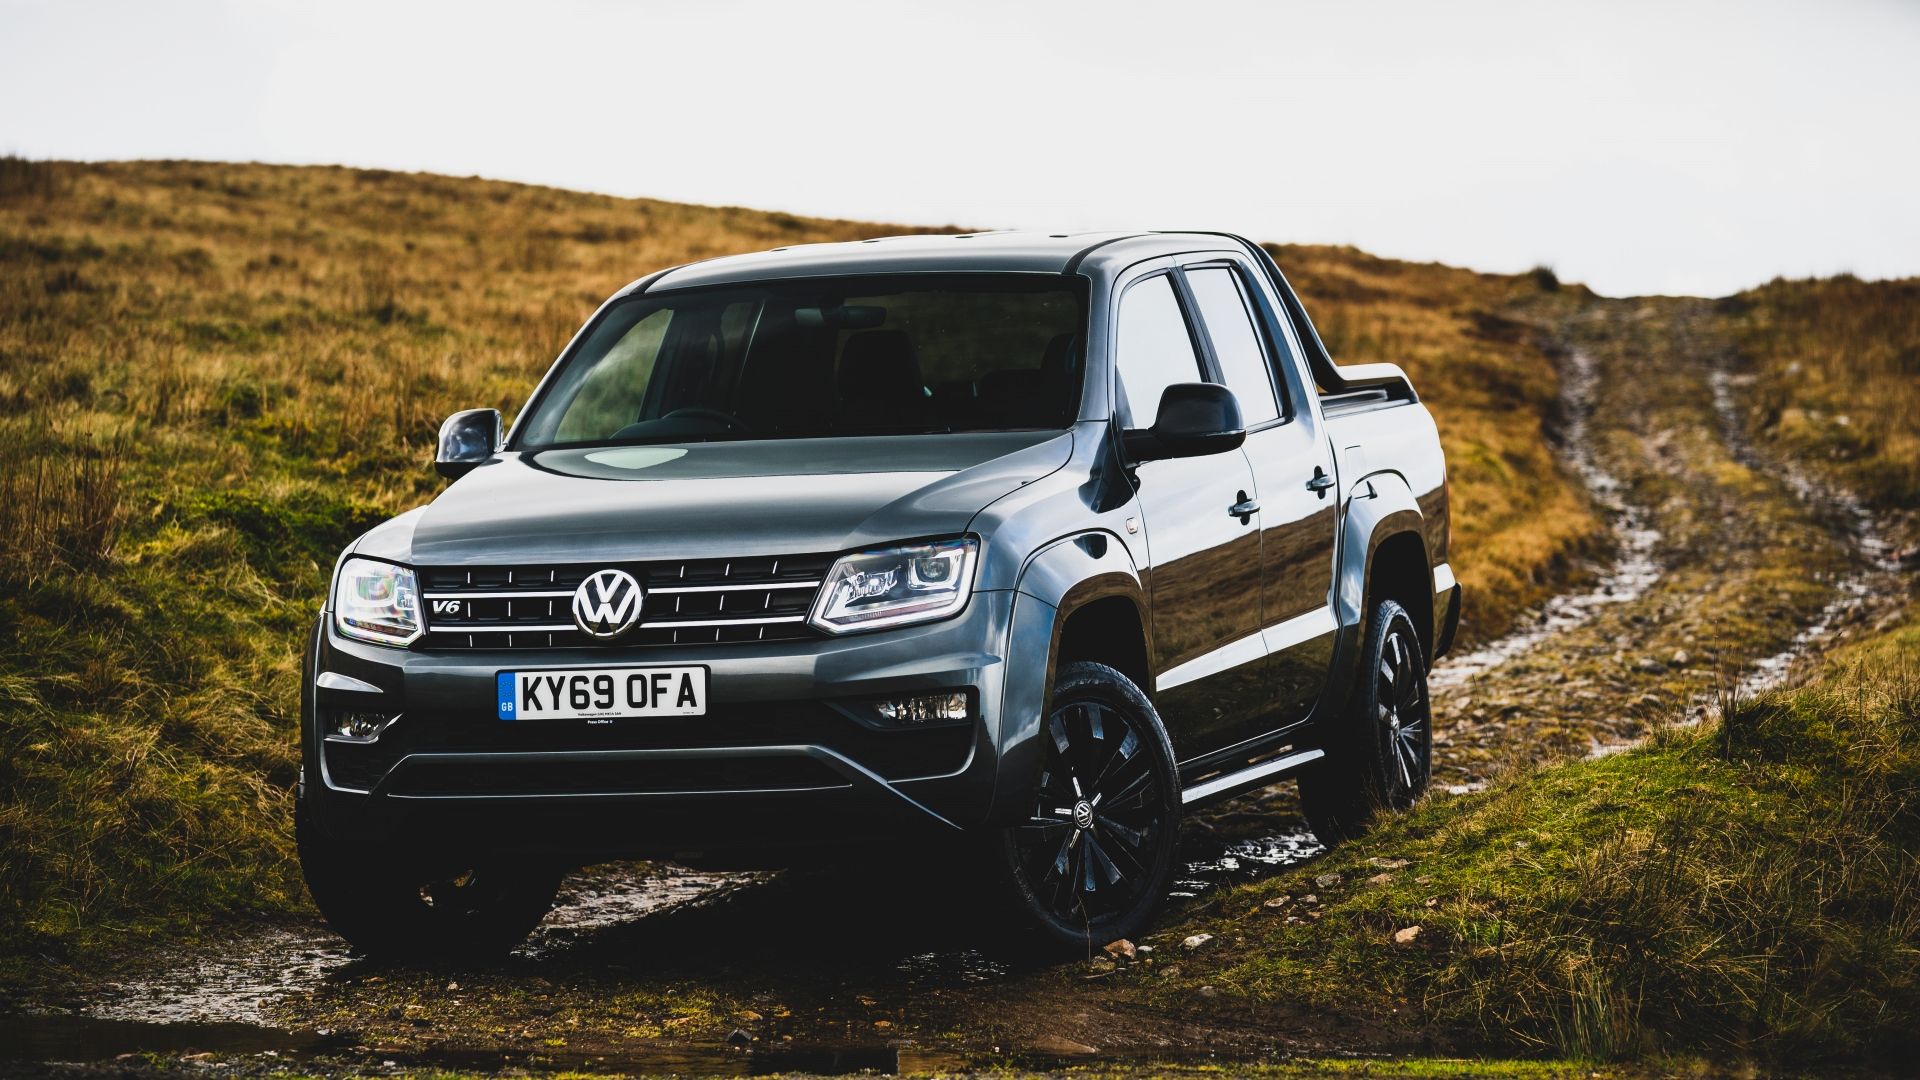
[[3, 0, 1916, 297]]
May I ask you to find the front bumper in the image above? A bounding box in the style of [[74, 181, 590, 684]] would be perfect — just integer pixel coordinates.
[[302, 590, 1018, 858]]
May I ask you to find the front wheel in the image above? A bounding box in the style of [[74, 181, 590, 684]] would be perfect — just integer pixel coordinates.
[[986, 661, 1183, 953], [1298, 598, 1433, 845], [298, 794, 564, 961]]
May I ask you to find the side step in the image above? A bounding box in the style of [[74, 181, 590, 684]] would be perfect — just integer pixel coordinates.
[[1180, 748, 1325, 806]]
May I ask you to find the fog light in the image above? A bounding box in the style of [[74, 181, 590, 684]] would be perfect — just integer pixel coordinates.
[[328, 710, 397, 743], [873, 692, 969, 725]]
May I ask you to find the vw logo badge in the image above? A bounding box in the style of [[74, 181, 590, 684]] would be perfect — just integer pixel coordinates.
[[572, 568, 644, 639]]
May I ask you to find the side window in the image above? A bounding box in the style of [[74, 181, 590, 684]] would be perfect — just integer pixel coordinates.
[[1186, 267, 1282, 425], [1113, 274, 1203, 428]]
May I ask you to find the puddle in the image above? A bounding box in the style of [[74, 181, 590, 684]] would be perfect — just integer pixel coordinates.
[[522, 862, 759, 958], [0, 1012, 348, 1064], [84, 863, 748, 1027], [1430, 348, 1663, 693], [894, 948, 1010, 987], [86, 922, 353, 1026], [1172, 828, 1325, 899], [0, 1009, 975, 1075], [368, 1042, 964, 1077]]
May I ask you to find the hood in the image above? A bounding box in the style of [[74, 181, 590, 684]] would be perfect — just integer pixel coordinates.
[[353, 430, 1074, 567]]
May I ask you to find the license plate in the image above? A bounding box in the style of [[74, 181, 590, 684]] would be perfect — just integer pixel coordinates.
[[497, 665, 707, 721]]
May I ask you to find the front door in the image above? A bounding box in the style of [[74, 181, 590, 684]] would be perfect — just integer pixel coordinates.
[[1113, 271, 1267, 760]]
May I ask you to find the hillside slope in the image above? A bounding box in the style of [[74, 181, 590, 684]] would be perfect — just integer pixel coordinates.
[[0, 159, 1597, 948]]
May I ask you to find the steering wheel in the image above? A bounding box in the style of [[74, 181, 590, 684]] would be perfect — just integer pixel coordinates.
[[660, 406, 752, 433]]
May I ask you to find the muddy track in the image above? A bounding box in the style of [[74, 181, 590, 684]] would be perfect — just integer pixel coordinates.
[[9, 298, 1905, 1075]]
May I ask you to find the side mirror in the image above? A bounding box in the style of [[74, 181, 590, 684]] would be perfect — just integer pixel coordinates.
[[435, 408, 502, 479], [1123, 383, 1246, 463]]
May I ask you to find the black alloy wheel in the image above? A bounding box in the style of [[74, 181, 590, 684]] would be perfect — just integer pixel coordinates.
[[995, 661, 1182, 951], [1376, 611, 1432, 806], [1298, 598, 1433, 844]]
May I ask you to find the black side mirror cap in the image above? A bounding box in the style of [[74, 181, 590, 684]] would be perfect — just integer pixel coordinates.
[[435, 408, 502, 479], [1123, 382, 1247, 463]]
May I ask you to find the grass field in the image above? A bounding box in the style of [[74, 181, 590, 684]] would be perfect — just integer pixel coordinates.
[[0, 159, 1606, 951]]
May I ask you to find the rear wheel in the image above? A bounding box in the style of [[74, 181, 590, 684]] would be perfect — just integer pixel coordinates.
[[298, 793, 563, 961], [1299, 598, 1432, 845], [987, 661, 1182, 953]]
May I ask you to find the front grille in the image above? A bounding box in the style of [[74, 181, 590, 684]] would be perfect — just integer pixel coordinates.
[[416, 553, 833, 650]]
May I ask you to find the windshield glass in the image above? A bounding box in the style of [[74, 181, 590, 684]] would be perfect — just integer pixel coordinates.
[[515, 273, 1086, 449]]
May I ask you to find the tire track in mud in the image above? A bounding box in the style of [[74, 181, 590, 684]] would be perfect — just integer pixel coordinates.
[[1707, 366, 1903, 697], [1428, 347, 1662, 697]]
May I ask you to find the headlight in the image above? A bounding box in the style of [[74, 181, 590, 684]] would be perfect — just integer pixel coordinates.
[[809, 538, 978, 634], [332, 558, 424, 646]]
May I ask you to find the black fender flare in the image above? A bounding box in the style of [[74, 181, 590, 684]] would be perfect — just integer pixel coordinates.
[[986, 530, 1148, 824], [1318, 470, 1433, 723]]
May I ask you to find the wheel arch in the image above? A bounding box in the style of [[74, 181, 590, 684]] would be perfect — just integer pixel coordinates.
[[989, 530, 1151, 824], [1336, 471, 1436, 661]]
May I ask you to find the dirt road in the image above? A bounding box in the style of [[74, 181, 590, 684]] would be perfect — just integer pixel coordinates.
[[7, 298, 1906, 1076]]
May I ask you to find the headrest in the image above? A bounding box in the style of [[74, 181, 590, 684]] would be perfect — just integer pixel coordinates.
[[1041, 333, 1078, 378], [838, 330, 924, 402]]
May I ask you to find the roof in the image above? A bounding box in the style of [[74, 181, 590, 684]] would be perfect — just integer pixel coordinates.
[[634, 231, 1253, 293]]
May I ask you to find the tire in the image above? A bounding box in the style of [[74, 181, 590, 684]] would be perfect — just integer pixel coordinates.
[[297, 793, 564, 961], [1299, 598, 1433, 846], [985, 661, 1183, 954]]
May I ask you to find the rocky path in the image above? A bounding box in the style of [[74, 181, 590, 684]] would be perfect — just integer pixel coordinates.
[[10, 298, 1906, 1076]]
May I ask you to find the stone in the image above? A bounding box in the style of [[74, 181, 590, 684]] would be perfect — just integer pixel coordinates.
[[1182, 933, 1214, 950], [1393, 925, 1423, 946]]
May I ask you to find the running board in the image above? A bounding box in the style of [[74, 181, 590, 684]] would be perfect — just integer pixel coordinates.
[[1180, 748, 1325, 806]]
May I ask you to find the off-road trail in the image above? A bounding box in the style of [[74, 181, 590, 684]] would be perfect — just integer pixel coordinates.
[[6, 298, 1904, 1075]]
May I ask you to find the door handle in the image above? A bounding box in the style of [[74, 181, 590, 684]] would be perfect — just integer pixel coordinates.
[[1306, 466, 1335, 497], [1228, 491, 1260, 521]]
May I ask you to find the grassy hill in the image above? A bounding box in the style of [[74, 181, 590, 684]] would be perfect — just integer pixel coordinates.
[[0, 159, 1596, 950], [3, 158, 1915, 1069]]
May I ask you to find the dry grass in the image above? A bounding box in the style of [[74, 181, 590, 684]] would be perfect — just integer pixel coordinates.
[[1722, 274, 1920, 513]]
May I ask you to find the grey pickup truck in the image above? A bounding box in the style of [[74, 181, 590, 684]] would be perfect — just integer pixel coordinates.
[[299, 231, 1460, 957]]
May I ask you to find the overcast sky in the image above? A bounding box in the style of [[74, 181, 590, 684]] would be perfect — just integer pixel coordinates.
[[3, 0, 1916, 296]]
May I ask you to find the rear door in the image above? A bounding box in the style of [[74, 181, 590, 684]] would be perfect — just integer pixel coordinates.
[[1180, 258, 1340, 739], [1113, 270, 1268, 760]]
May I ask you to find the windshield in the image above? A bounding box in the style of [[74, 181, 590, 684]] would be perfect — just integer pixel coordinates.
[[515, 273, 1087, 449]]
